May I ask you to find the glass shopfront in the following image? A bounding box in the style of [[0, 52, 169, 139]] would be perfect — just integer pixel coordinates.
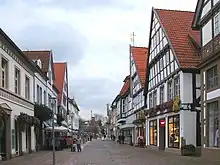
[[168, 115, 180, 148], [149, 120, 157, 145], [208, 102, 219, 148]]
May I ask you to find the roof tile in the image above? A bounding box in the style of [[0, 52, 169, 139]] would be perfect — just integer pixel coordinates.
[[131, 46, 148, 87], [54, 62, 67, 104], [120, 75, 130, 96], [155, 9, 201, 69], [23, 50, 51, 73]]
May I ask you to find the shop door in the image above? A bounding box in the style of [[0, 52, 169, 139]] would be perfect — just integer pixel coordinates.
[[159, 118, 166, 150]]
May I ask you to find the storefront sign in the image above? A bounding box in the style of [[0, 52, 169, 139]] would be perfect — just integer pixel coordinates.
[[160, 120, 166, 127]]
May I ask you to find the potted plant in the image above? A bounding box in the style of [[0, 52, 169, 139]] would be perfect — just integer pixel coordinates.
[[181, 144, 196, 156]]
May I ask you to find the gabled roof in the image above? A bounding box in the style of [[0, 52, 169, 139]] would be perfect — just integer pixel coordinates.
[[192, 0, 204, 28], [54, 62, 67, 104], [23, 50, 51, 74], [155, 9, 201, 69], [130, 46, 148, 87], [120, 75, 130, 96]]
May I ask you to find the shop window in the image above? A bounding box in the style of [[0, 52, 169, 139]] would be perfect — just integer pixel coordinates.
[[208, 102, 219, 147], [149, 120, 157, 146], [168, 115, 180, 148]]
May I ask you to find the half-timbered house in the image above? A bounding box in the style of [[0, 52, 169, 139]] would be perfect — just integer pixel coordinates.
[[192, 0, 220, 159], [130, 46, 148, 144], [144, 8, 201, 153]]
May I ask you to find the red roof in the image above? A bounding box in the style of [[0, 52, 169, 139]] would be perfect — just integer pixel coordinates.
[[155, 9, 201, 69], [54, 62, 67, 104], [120, 75, 130, 96], [131, 46, 148, 87], [23, 50, 51, 74]]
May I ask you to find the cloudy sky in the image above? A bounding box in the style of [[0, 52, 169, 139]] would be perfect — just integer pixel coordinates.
[[0, 0, 197, 119]]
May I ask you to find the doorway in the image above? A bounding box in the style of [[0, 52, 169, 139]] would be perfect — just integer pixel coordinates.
[[0, 117, 6, 157], [159, 118, 166, 150]]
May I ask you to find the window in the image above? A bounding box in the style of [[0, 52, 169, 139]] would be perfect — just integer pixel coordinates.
[[25, 76, 30, 100], [153, 90, 157, 106], [202, 20, 212, 46], [37, 85, 41, 103], [1, 57, 8, 88], [12, 129, 15, 149], [168, 115, 180, 148], [39, 87, 42, 104], [149, 120, 157, 146], [149, 93, 153, 108], [48, 94, 52, 108], [167, 81, 173, 100], [44, 91, 46, 105], [63, 95, 67, 106], [207, 65, 218, 89], [160, 86, 164, 104], [208, 102, 219, 147], [14, 68, 20, 94], [122, 99, 125, 113], [214, 12, 220, 36], [174, 76, 180, 97]]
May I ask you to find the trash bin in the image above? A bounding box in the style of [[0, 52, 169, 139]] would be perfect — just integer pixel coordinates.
[[71, 144, 76, 152]]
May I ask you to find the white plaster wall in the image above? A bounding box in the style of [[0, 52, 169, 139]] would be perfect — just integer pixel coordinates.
[[180, 72, 197, 146], [0, 98, 35, 154], [0, 38, 36, 155], [0, 50, 34, 102], [180, 111, 196, 145], [207, 88, 220, 100]]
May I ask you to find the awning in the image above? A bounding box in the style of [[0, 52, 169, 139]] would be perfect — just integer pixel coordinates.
[[120, 123, 135, 129], [43, 121, 51, 128], [61, 121, 68, 127], [45, 126, 68, 132]]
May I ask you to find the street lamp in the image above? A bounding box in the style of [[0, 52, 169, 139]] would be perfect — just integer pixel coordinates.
[[50, 97, 57, 165]]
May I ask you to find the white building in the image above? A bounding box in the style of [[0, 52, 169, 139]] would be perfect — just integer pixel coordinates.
[[68, 98, 80, 134], [144, 8, 201, 153], [23, 51, 59, 126], [0, 29, 36, 159], [129, 46, 148, 144]]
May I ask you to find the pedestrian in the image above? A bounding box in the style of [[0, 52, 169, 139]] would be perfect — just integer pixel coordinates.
[[76, 136, 82, 152]]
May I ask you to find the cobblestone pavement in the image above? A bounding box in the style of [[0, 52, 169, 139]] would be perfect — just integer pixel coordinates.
[[1, 140, 220, 165]]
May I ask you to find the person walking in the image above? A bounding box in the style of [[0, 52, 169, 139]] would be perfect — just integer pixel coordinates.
[[76, 136, 82, 152]]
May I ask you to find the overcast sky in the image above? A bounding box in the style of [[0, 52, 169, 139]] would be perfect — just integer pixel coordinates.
[[0, 0, 197, 119]]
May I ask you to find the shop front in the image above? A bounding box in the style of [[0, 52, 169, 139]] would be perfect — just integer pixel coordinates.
[[201, 100, 220, 160], [146, 111, 193, 153]]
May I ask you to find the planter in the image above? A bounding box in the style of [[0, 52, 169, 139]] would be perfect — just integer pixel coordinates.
[[181, 144, 196, 156]]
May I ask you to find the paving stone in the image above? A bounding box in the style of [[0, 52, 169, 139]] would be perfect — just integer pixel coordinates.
[[1, 140, 220, 165]]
